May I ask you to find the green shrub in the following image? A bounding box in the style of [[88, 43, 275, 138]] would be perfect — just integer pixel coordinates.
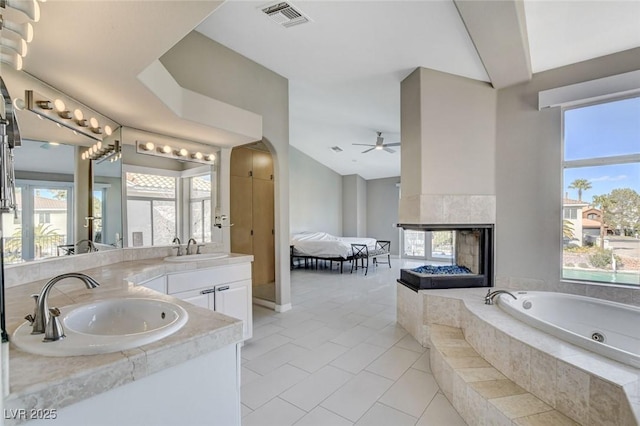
[[588, 249, 622, 269], [564, 262, 575, 267], [578, 263, 589, 268]]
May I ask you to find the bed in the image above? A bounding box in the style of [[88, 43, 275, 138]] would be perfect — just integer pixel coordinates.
[[290, 232, 381, 272]]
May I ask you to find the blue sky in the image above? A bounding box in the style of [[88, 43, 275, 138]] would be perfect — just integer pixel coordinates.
[[564, 96, 640, 203]]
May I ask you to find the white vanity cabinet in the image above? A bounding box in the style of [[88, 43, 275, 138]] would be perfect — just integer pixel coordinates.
[[166, 263, 253, 340]]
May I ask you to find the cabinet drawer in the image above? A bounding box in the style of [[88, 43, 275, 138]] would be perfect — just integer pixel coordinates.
[[167, 263, 251, 295]]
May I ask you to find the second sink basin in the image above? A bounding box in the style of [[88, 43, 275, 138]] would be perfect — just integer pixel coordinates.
[[12, 298, 188, 357], [163, 253, 228, 262]]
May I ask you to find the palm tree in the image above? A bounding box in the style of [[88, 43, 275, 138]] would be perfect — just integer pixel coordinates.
[[568, 178, 592, 201]]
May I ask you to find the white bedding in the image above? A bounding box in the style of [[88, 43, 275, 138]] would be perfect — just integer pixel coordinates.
[[291, 232, 378, 259]]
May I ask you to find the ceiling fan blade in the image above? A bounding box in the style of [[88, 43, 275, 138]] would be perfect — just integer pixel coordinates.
[[352, 143, 375, 147], [383, 147, 396, 153], [362, 147, 376, 153], [384, 142, 401, 147]]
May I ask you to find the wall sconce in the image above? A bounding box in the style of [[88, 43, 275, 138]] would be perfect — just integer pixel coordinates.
[[81, 140, 121, 164], [136, 140, 217, 166], [24, 90, 116, 142]]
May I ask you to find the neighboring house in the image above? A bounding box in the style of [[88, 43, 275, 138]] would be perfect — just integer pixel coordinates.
[[563, 197, 589, 245], [582, 207, 606, 242]]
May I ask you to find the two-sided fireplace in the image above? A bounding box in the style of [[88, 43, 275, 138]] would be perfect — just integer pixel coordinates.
[[397, 224, 494, 291]]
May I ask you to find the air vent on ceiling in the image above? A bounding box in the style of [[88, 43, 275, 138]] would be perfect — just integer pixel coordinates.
[[330, 146, 343, 153], [261, 2, 310, 28]]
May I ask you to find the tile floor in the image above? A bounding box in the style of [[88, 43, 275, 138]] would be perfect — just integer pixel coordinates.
[[241, 258, 467, 426]]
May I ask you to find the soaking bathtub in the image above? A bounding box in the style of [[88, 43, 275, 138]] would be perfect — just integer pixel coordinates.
[[497, 291, 640, 369]]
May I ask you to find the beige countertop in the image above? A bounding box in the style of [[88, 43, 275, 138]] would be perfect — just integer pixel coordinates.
[[3, 253, 253, 419]]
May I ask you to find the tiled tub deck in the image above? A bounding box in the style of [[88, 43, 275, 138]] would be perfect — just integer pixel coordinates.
[[397, 285, 640, 425]]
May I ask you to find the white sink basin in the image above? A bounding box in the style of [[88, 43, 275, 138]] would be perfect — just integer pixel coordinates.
[[12, 298, 188, 357], [163, 253, 228, 262]]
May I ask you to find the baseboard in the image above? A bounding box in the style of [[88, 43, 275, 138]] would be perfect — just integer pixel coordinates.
[[275, 303, 292, 313], [252, 298, 292, 313]]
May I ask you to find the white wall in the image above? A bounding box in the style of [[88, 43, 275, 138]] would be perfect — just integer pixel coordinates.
[[160, 32, 291, 310], [366, 177, 400, 255], [495, 48, 640, 287], [342, 174, 367, 237], [289, 147, 342, 236]]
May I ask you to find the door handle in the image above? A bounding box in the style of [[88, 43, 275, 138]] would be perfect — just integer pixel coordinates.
[[217, 286, 230, 292], [200, 288, 216, 295]]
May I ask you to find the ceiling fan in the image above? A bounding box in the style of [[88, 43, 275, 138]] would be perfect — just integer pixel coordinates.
[[353, 132, 400, 153]]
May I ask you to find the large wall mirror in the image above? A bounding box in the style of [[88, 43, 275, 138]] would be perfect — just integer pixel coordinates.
[[121, 131, 221, 248], [2, 128, 123, 264]]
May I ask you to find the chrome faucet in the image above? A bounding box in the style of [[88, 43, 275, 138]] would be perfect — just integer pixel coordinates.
[[29, 273, 100, 335], [186, 238, 197, 255], [484, 289, 517, 305], [172, 236, 183, 256]]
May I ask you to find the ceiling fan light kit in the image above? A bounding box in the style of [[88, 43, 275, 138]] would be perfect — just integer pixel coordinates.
[[352, 131, 401, 154]]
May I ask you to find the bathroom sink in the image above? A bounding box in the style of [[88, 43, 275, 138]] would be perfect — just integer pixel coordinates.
[[163, 253, 228, 262], [12, 298, 188, 357]]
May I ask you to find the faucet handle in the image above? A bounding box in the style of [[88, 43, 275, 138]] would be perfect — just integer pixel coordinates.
[[196, 244, 205, 254], [44, 307, 65, 342], [24, 314, 35, 325]]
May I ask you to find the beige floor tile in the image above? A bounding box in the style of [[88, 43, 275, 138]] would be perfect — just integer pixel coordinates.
[[242, 397, 306, 426], [416, 393, 466, 426], [280, 365, 354, 411], [365, 346, 422, 380], [289, 341, 350, 373], [365, 323, 408, 348], [278, 319, 327, 339], [321, 371, 394, 422], [355, 403, 417, 426], [394, 333, 426, 353], [293, 407, 353, 426], [412, 351, 432, 373], [330, 342, 388, 374], [241, 364, 309, 410], [379, 368, 439, 418], [291, 326, 345, 350], [243, 343, 311, 375], [331, 325, 378, 348]]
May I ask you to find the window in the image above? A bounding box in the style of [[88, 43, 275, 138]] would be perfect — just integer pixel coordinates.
[[562, 96, 640, 285], [189, 174, 212, 243], [126, 171, 177, 246], [2, 183, 73, 263]]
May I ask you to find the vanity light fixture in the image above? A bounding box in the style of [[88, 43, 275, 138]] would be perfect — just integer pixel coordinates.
[[0, 18, 34, 43], [0, 50, 22, 70], [136, 140, 217, 165], [0, 0, 41, 22], [25, 90, 115, 142], [104, 125, 113, 136], [0, 35, 28, 56], [81, 140, 121, 164]]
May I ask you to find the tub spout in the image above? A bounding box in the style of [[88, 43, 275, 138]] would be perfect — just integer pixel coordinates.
[[484, 289, 517, 305]]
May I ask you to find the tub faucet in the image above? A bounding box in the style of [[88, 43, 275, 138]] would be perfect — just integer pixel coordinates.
[[186, 238, 197, 255], [484, 289, 517, 305], [29, 273, 100, 335], [172, 236, 183, 256], [76, 239, 96, 253]]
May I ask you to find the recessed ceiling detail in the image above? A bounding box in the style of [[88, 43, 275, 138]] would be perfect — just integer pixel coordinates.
[[260, 2, 310, 28]]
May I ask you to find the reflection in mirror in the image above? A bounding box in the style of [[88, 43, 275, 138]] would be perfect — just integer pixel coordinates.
[[3, 140, 75, 263], [122, 143, 218, 248], [1, 129, 123, 263]]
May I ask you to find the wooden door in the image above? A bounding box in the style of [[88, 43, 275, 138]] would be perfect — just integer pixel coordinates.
[[230, 175, 253, 255], [252, 177, 275, 286]]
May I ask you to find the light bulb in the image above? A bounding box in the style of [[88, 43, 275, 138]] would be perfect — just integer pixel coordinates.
[[205, 153, 216, 162], [104, 125, 112, 136], [192, 152, 203, 160], [96, 141, 102, 150], [160, 145, 172, 154], [73, 109, 84, 121], [89, 147, 94, 155], [144, 142, 154, 151], [2, 21, 34, 43], [0, 36, 28, 57], [4, 0, 40, 22], [89, 117, 99, 129], [0, 51, 22, 71], [177, 148, 188, 157], [53, 99, 66, 112], [12, 98, 25, 111]]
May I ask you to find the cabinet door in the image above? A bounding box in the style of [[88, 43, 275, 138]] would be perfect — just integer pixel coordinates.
[[179, 293, 212, 310], [252, 178, 275, 286], [230, 147, 253, 178], [252, 150, 273, 181], [230, 175, 253, 255], [171, 287, 214, 310], [215, 281, 251, 339], [139, 275, 166, 293]]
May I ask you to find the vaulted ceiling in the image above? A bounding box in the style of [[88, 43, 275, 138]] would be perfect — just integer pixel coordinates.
[[10, 1, 640, 180]]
